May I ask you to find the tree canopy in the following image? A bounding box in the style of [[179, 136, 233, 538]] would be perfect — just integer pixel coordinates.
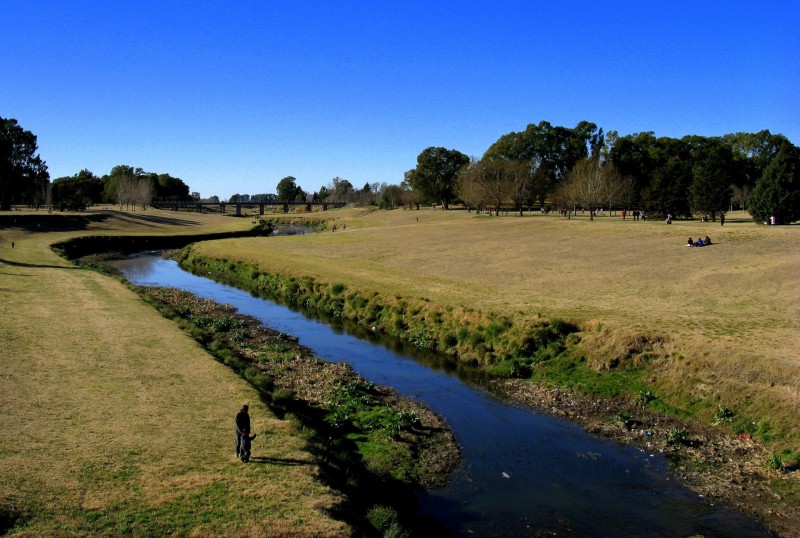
[[0, 117, 49, 210], [276, 176, 304, 201], [407, 147, 469, 209], [748, 143, 800, 224]]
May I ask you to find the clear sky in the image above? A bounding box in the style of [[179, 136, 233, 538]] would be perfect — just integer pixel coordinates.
[[3, 1, 798, 199]]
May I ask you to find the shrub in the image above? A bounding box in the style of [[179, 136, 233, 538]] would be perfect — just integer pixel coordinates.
[[331, 282, 346, 295], [665, 427, 689, 445], [711, 405, 735, 426], [636, 390, 656, 407]]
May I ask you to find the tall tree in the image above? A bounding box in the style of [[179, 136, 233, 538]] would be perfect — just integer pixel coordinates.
[[689, 139, 733, 220], [483, 120, 601, 203], [276, 176, 302, 201], [722, 130, 789, 189], [0, 117, 50, 209], [748, 143, 800, 224], [407, 146, 469, 209], [329, 177, 353, 202], [644, 156, 693, 218]]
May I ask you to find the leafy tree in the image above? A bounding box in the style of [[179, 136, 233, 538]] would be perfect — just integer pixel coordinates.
[[328, 177, 354, 202], [689, 139, 733, 220], [379, 184, 404, 209], [153, 173, 190, 200], [103, 165, 138, 203], [749, 143, 800, 224], [50, 169, 104, 210], [722, 130, 789, 189], [276, 176, 302, 201], [315, 186, 330, 202], [407, 146, 469, 209], [484, 121, 602, 204], [644, 156, 693, 218], [0, 116, 50, 209]]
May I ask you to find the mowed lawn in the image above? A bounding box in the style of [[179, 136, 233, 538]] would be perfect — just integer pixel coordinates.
[[197, 208, 800, 433], [0, 209, 349, 536]]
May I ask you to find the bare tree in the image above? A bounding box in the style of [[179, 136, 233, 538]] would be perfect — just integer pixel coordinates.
[[137, 177, 153, 209], [564, 158, 622, 221], [480, 160, 514, 215], [731, 183, 750, 211], [401, 172, 422, 209], [620, 174, 637, 212], [552, 175, 579, 219], [456, 159, 486, 212], [601, 164, 624, 216], [507, 160, 530, 216]]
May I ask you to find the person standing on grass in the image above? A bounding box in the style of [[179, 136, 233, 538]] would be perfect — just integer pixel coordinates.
[[235, 405, 250, 458], [720, 212, 725, 226]]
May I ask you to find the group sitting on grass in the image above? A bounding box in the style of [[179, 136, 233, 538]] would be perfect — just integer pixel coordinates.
[[687, 236, 712, 247]]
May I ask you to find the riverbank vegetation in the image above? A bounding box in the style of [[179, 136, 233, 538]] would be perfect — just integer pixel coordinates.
[[134, 284, 459, 501], [180, 206, 800, 534]]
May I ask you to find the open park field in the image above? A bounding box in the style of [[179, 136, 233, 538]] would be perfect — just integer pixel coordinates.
[[196, 207, 800, 441], [0, 209, 350, 536], [2, 206, 798, 535]]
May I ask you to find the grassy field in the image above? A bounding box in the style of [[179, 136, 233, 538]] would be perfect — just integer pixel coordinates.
[[195, 207, 800, 443], [2, 205, 798, 534], [0, 209, 350, 536]]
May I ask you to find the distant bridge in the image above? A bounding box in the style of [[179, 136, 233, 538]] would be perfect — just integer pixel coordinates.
[[150, 200, 347, 216]]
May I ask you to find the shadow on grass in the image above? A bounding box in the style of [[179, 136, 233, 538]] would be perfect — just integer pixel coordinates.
[[0, 257, 78, 270], [104, 211, 204, 228], [245, 456, 313, 466], [0, 213, 108, 231]]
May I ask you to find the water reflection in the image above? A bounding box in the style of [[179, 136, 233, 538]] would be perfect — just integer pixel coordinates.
[[109, 256, 771, 537]]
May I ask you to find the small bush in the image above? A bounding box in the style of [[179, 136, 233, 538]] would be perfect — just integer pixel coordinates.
[[636, 390, 656, 407], [711, 405, 735, 426], [367, 505, 398, 533], [331, 283, 346, 295], [665, 427, 690, 445], [613, 412, 635, 430], [767, 453, 784, 471]]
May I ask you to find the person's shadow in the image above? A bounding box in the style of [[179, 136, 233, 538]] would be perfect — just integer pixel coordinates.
[[246, 456, 312, 466]]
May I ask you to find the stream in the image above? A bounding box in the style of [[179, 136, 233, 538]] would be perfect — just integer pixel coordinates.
[[109, 255, 771, 537]]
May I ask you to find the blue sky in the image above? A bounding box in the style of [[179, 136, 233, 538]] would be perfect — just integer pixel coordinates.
[[3, 1, 798, 199]]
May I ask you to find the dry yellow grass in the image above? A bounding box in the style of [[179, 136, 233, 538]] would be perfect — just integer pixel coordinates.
[[0, 209, 349, 536], [196, 208, 800, 437]]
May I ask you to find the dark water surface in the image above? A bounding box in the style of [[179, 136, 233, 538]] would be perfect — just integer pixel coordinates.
[[110, 256, 771, 537]]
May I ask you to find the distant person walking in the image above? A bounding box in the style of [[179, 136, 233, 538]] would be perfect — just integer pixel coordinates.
[[720, 213, 725, 226], [235, 405, 251, 458]]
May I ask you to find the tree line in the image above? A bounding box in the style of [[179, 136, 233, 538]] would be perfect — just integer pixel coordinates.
[[403, 121, 800, 224], [1, 116, 192, 211], [49, 166, 192, 211], [3, 115, 797, 222]]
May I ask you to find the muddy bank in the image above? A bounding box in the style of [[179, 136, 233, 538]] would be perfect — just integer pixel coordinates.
[[491, 379, 799, 536]]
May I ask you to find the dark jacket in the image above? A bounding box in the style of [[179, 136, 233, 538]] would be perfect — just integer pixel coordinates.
[[235, 409, 250, 434]]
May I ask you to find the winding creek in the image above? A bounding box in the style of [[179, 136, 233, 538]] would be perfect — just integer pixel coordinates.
[[109, 255, 771, 537]]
